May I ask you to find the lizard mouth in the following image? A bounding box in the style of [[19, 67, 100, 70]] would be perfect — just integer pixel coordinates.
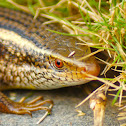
[[75, 61, 100, 81]]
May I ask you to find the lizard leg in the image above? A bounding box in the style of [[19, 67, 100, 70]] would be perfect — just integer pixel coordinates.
[[0, 91, 53, 116]]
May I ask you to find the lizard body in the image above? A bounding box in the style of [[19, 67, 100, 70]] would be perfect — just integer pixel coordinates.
[[0, 7, 100, 115]]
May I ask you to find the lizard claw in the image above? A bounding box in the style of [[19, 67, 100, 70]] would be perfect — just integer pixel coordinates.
[[0, 92, 53, 115]]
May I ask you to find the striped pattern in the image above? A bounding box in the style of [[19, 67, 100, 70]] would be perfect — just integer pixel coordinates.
[[0, 7, 100, 90]]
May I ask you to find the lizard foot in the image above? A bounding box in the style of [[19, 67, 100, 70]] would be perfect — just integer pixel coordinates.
[[0, 91, 53, 116]]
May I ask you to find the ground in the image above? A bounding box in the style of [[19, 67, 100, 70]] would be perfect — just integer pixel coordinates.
[[0, 81, 121, 126]]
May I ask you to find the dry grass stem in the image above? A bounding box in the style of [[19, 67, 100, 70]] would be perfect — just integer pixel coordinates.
[[36, 104, 53, 124], [7, 0, 30, 13]]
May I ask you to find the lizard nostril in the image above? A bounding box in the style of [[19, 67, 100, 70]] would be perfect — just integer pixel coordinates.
[[83, 67, 86, 72]]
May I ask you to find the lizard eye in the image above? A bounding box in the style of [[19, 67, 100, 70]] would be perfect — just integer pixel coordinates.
[[55, 59, 63, 68]]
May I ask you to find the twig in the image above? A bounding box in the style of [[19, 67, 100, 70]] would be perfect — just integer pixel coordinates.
[[36, 104, 53, 124]]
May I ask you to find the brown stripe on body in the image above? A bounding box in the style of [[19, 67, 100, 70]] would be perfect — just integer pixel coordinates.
[[0, 7, 100, 90]]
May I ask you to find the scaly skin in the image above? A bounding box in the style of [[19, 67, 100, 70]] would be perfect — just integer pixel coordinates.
[[0, 7, 100, 115]]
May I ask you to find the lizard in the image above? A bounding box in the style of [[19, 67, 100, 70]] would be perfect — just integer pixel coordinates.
[[0, 7, 100, 115]]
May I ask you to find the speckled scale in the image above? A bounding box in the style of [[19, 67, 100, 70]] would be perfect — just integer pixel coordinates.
[[0, 7, 100, 90]]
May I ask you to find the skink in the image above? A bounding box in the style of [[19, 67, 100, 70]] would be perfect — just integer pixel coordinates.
[[0, 7, 100, 115]]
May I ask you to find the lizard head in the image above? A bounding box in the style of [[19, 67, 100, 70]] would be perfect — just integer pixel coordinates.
[[40, 42, 100, 89]]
